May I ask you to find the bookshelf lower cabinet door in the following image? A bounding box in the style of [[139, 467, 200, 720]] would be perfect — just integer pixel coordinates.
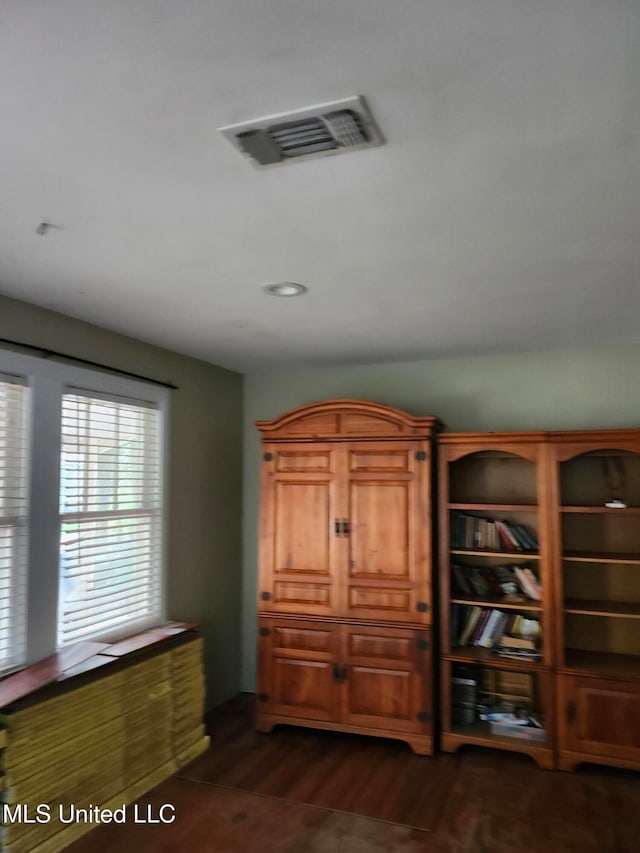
[[559, 675, 640, 769], [340, 625, 431, 738]]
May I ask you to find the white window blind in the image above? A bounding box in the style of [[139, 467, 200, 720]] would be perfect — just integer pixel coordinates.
[[0, 374, 28, 671], [58, 389, 163, 645]]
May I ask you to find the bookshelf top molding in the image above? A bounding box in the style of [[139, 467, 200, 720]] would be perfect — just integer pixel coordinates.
[[439, 432, 547, 445], [256, 399, 442, 441], [546, 428, 640, 444]]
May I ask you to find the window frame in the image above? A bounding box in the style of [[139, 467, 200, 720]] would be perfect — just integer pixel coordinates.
[[0, 349, 169, 668], [0, 372, 29, 672]]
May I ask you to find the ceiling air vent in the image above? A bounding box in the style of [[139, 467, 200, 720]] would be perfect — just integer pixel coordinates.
[[219, 96, 383, 168]]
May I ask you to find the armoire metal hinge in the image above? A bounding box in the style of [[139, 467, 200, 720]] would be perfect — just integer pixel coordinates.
[[416, 638, 429, 650], [263, 452, 273, 462], [416, 602, 429, 612], [566, 701, 576, 723], [261, 591, 271, 601], [259, 627, 270, 637], [415, 451, 427, 461], [417, 711, 431, 723], [258, 693, 270, 703]]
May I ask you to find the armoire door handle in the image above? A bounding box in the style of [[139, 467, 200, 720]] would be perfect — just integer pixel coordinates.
[[332, 663, 349, 682]]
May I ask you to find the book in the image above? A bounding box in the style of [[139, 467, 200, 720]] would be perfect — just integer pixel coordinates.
[[477, 610, 502, 647], [458, 607, 482, 646], [513, 566, 541, 600], [512, 524, 538, 551], [471, 608, 492, 645], [499, 635, 537, 650], [522, 567, 542, 599], [494, 520, 522, 551], [468, 567, 491, 596], [451, 564, 472, 594]]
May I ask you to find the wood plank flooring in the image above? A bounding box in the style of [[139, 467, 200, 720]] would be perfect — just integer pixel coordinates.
[[68, 693, 640, 853]]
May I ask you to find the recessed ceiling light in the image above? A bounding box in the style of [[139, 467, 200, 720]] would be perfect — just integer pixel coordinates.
[[262, 282, 308, 297]]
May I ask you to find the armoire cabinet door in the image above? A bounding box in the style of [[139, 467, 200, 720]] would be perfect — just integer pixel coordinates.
[[257, 619, 340, 722], [559, 674, 640, 765], [257, 619, 431, 737], [340, 624, 431, 735], [258, 443, 344, 616], [342, 441, 431, 624]]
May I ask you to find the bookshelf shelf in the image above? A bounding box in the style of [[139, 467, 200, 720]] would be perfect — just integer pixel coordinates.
[[443, 726, 553, 768], [449, 721, 548, 746], [563, 552, 640, 565], [451, 549, 540, 560], [448, 502, 538, 512], [561, 506, 640, 514], [445, 649, 545, 671], [451, 596, 542, 611], [564, 599, 640, 619], [563, 649, 640, 679]]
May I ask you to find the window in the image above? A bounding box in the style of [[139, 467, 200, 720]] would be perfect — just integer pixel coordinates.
[[58, 391, 163, 645], [0, 350, 168, 672], [0, 374, 28, 671]]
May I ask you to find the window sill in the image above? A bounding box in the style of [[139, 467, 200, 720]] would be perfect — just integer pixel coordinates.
[[0, 621, 198, 709]]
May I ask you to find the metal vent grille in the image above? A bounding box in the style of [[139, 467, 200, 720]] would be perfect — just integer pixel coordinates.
[[220, 96, 383, 168], [270, 117, 339, 158]]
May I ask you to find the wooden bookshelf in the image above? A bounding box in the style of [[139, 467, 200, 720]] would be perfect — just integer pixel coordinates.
[[549, 431, 640, 772], [439, 433, 555, 769]]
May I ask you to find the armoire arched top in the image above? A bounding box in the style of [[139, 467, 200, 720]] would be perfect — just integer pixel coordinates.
[[255, 399, 442, 441]]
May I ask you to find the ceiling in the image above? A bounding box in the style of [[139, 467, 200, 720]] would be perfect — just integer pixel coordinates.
[[1, 1, 639, 373]]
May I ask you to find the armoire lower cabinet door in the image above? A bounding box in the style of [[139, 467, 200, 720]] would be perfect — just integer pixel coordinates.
[[256, 618, 432, 754], [340, 625, 431, 738], [256, 618, 340, 723], [558, 674, 640, 771]]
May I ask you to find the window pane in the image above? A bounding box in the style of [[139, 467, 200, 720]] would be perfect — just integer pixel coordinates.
[[0, 375, 28, 670], [58, 391, 162, 645]]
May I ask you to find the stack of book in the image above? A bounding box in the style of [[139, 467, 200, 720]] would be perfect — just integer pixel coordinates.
[[451, 663, 480, 726], [480, 669, 533, 704], [452, 563, 542, 600], [0, 636, 208, 853], [451, 512, 538, 552], [453, 605, 542, 659], [0, 669, 128, 853], [171, 637, 209, 767], [488, 713, 546, 742], [122, 651, 174, 789]]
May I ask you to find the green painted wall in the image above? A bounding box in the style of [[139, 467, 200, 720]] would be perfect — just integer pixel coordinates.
[[0, 294, 243, 708], [242, 345, 640, 688]]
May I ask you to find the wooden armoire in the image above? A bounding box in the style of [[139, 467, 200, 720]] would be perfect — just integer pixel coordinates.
[[255, 400, 440, 754]]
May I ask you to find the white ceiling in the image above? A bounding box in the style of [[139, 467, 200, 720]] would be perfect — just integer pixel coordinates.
[[1, 1, 639, 372]]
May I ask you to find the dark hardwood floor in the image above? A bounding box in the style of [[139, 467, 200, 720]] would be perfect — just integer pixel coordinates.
[[68, 694, 640, 853]]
